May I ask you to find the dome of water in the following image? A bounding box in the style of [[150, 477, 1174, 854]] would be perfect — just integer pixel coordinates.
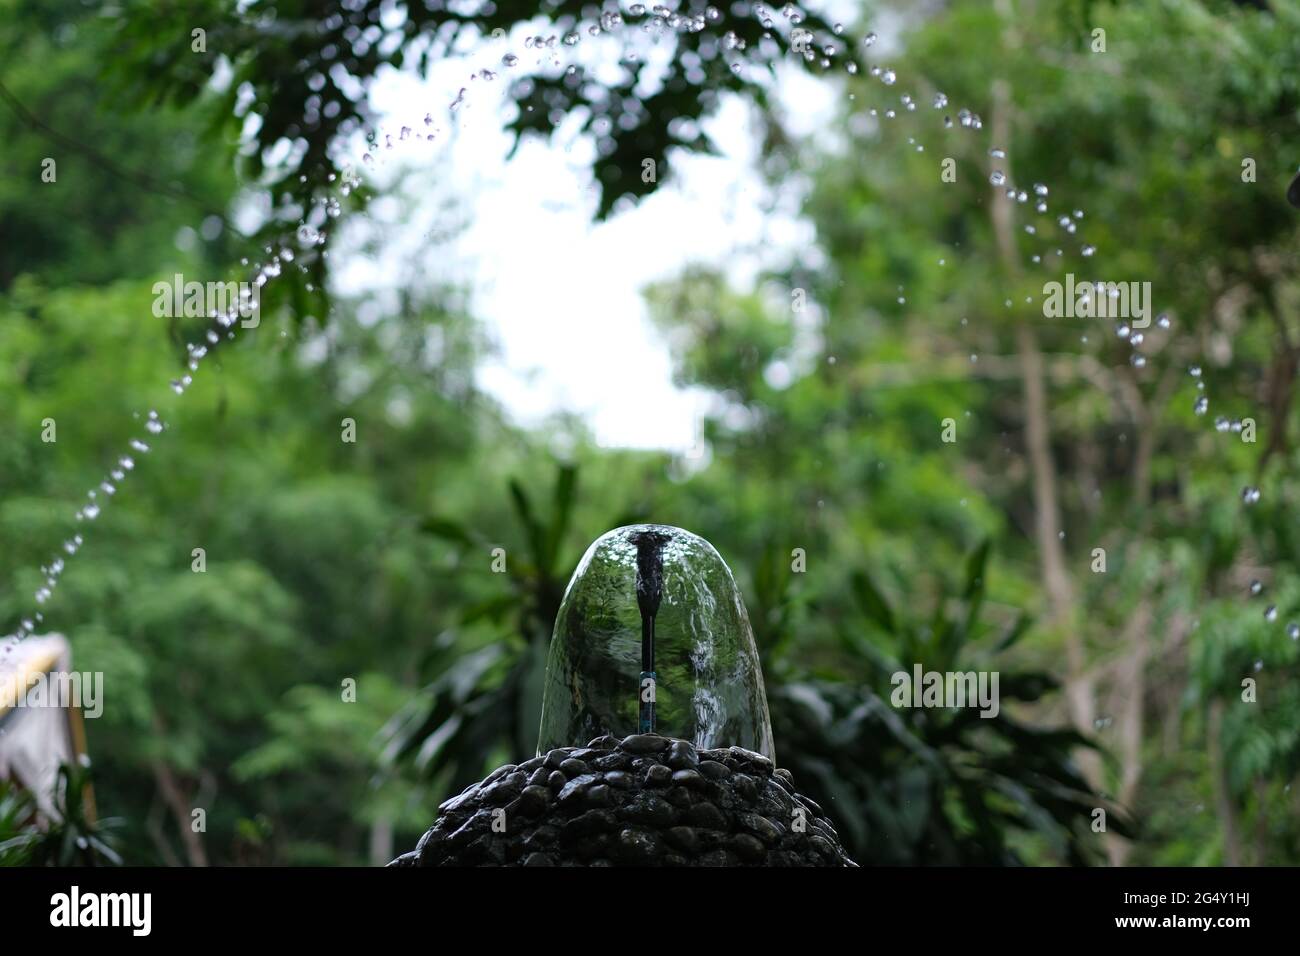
[[536, 524, 774, 759]]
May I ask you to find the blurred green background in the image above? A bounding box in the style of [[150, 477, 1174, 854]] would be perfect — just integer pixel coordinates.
[[2, 0, 1298, 865]]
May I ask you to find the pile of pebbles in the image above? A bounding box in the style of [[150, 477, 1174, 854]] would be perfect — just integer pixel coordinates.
[[390, 732, 857, 867]]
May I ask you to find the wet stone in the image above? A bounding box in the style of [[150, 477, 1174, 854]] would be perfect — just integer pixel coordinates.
[[809, 836, 835, 861], [559, 758, 591, 777], [467, 833, 504, 865], [698, 760, 730, 780], [728, 746, 772, 774], [732, 773, 758, 801], [729, 833, 766, 862], [527, 768, 550, 788], [760, 785, 794, 817], [415, 827, 439, 855], [592, 752, 629, 771], [738, 812, 783, 844], [604, 770, 632, 789], [438, 785, 477, 814], [587, 735, 620, 750], [667, 740, 699, 769], [514, 785, 551, 816], [620, 793, 676, 828], [644, 764, 673, 787], [562, 809, 618, 840], [544, 749, 570, 769], [796, 794, 825, 817], [447, 809, 496, 850], [671, 768, 705, 789], [557, 773, 599, 804], [622, 733, 670, 754], [546, 770, 567, 791], [585, 784, 612, 808]]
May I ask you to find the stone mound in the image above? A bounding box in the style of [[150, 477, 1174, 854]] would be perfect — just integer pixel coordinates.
[[390, 733, 857, 867]]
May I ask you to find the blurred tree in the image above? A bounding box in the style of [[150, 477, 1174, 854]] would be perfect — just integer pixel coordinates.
[[0, 0, 240, 289], [104, 0, 848, 224], [646, 0, 1300, 864]]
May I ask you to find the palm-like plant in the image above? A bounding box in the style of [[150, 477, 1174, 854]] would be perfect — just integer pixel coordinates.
[[767, 542, 1129, 864], [379, 465, 637, 797]]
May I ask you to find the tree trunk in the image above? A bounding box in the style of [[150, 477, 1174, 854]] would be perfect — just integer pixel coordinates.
[[150, 715, 208, 867], [988, 71, 1098, 788], [1207, 698, 1241, 866]]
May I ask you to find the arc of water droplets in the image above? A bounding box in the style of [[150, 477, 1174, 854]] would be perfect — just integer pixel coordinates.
[[6, 2, 1286, 651], [3, 167, 361, 654]]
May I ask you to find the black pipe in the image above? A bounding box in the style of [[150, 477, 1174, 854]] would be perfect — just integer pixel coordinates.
[[630, 529, 671, 733]]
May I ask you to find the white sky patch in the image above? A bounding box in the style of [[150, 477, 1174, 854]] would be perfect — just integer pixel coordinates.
[[331, 20, 853, 450]]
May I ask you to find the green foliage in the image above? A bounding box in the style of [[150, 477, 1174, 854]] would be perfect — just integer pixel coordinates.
[[382, 464, 623, 794], [101, 1, 848, 221], [0, 0, 241, 290], [769, 542, 1124, 865], [0, 764, 122, 866], [4, 0, 1300, 868]]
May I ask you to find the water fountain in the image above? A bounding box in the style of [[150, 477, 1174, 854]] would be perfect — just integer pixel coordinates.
[[392, 525, 853, 866], [537, 525, 775, 757]]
